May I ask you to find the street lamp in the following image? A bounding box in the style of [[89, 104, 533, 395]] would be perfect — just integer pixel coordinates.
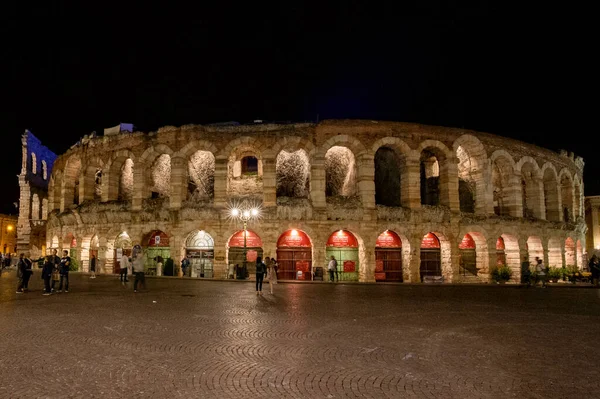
[[230, 203, 261, 279]]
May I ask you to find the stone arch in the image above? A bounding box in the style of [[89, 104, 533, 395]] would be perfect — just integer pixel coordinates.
[[526, 236, 544, 265], [547, 236, 563, 268], [187, 150, 216, 201], [276, 148, 311, 199], [31, 193, 40, 220], [325, 146, 357, 197], [175, 140, 219, 159], [490, 150, 517, 217], [559, 169, 574, 222], [83, 156, 105, 202], [104, 150, 136, 202], [267, 136, 315, 160], [48, 171, 62, 211], [541, 163, 560, 221], [149, 153, 172, 199], [457, 226, 490, 277], [419, 230, 452, 282], [315, 135, 367, 159], [372, 138, 412, 208], [499, 234, 520, 282], [418, 141, 452, 207], [324, 228, 369, 282], [81, 233, 100, 272], [62, 156, 82, 209], [224, 138, 264, 199], [218, 136, 264, 160], [453, 134, 487, 214], [517, 158, 542, 219]]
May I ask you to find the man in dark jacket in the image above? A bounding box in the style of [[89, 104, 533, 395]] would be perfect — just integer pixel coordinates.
[[58, 250, 71, 293], [16, 253, 27, 293], [41, 256, 54, 295]]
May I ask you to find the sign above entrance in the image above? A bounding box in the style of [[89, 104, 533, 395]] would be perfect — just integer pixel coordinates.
[[376, 230, 402, 248], [421, 232, 440, 249], [458, 234, 476, 249], [145, 230, 170, 247], [326, 230, 358, 248], [229, 230, 263, 248], [277, 229, 311, 248]]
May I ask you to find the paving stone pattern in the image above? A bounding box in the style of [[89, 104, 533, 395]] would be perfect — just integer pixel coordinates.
[[1, 271, 600, 398]]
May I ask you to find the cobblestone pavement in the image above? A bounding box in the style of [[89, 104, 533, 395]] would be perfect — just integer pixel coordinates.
[[1, 271, 600, 398]]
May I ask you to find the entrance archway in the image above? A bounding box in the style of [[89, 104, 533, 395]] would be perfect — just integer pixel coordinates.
[[113, 232, 132, 274], [496, 237, 506, 267], [143, 230, 171, 276], [276, 229, 312, 281], [420, 232, 441, 281], [326, 230, 359, 282], [64, 233, 78, 271], [375, 230, 403, 282], [228, 230, 263, 279], [458, 234, 477, 276], [89, 235, 99, 273], [185, 230, 214, 278]]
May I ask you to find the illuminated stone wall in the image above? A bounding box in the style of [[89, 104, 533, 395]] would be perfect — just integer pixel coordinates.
[[43, 120, 586, 282]]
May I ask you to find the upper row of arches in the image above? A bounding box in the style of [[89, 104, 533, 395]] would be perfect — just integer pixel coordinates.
[[48, 133, 584, 222]]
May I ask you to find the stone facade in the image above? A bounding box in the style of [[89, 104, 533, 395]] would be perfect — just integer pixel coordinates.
[[585, 196, 600, 259], [39, 119, 586, 283], [17, 130, 57, 258]]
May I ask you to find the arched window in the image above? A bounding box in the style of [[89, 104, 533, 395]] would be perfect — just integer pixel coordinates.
[[31, 153, 37, 174], [241, 156, 258, 175], [41, 160, 47, 180]]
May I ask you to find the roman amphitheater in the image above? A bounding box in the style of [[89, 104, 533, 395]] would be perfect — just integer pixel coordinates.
[[32, 119, 586, 283]]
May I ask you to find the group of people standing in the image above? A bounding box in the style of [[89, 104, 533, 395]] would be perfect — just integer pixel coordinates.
[[39, 249, 71, 295]]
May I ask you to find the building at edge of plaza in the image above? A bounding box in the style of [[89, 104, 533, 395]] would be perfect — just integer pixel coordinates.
[[0, 214, 17, 255], [17, 119, 589, 283]]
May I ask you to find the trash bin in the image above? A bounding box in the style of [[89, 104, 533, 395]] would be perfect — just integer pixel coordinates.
[[313, 267, 324, 281]]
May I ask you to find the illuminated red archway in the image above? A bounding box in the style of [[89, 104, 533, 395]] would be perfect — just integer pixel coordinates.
[[228, 230, 263, 279], [142, 230, 171, 276], [276, 229, 312, 281], [326, 229, 359, 281], [375, 230, 403, 282], [496, 236, 506, 266], [458, 233, 477, 276]]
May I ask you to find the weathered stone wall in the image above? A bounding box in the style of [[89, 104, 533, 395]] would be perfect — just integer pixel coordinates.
[[43, 120, 586, 283]]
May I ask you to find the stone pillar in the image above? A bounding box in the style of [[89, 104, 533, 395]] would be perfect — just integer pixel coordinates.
[[169, 156, 187, 209], [357, 154, 375, 210], [213, 158, 228, 207], [310, 155, 326, 209], [532, 177, 545, 219], [476, 163, 493, 215], [592, 203, 600, 251], [359, 236, 377, 282], [401, 152, 421, 209], [505, 174, 523, 218], [102, 163, 118, 202], [262, 157, 277, 207], [80, 167, 95, 202], [16, 176, 31, 256], [312, 235, 327, 276], [408, 233, 422, 282], [132, 164, 146, 211], [440, 157, 459, 212]]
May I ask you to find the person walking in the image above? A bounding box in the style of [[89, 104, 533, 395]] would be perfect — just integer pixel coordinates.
[[49, 250, 61, 292], [22, 255, 33, 292], [327, 255, 337, 282], [132, 253, 146, 293], [521, 256, 531, 287], [120, 253, 130, 284], [16, 253, 27, 293], [255, 256, 266, 295], [90, 254, 97, 279], [58, 250, 71, 292], [265, 257, 278, 294], [589, 255, 600, 287], [181, 255, 190, 277], [41, 255, 54, 295], [535, 257, 547, 288]]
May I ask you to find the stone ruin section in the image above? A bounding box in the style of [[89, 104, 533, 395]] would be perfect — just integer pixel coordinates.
[[39, 120, 586, 284], [17, 130, 57, 258]]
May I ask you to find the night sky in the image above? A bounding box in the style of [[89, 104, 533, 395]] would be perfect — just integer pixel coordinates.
[[2, 2, 594, 214]]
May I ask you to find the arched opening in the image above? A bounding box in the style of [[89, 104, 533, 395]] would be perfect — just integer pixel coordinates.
[[241, 156, 258, 175], [150, 154, 171, 199], [458, 234, 478, 276], [41, 198, 48, 220], [50, 235, 59, 251], [325, 146, 357, 197], [119, 158, 134, 201], [227, 230, 263, 279], [41, 160, 47, 180], [276, 229, 312, 280], [82, 235, 99, 273], [184, 230, 214, 278], [577, 240, 583, 269], [527, 236, 544, 266], [375, 230, 403, 282], [456, 145, 476, 213], [543, 168, 560, 221], [113, 232, 132, 274], [143, 230, 171, 276], [94, 169, 103, 200], [548, 237, 562, 268], [326, 229, 359, 281], [31, 193, 40, 220], [420, 150, 440, 206], [228, 148, 263, 199], [187, 151, 215, 201], [564, 237, 575, 267], [521, 163, 541, 218], [374, 147, 401, 207], [31, 152, 37, 174], [63, 233, 78, 270], [561, 174, 573, 222], [276, 150, 310, 199], [420, 232, 441, 281], [496, 237, 506, 267], [500, 234, 520, 282], [63, 158, 82, 206]]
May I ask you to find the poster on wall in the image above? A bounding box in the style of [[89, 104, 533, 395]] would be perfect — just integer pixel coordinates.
[[246, 250, 258, 262], [343, 260, 356, 272], [375, 272, 386, 280], [116, 248, 123, 260], [295, 261, 310, 272]]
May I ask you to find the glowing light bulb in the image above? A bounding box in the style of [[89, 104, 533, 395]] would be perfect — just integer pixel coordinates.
[[243, 210, 250, 218], [231, 208, 240, 217], [251, 208, 258, 216]]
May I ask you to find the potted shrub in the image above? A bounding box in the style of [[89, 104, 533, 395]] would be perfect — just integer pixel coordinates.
[[491, 264, 512, 284], [547, 267, 563, 283]]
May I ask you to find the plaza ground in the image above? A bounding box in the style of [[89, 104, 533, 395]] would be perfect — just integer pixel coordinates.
[[1, 271, 600, 398]]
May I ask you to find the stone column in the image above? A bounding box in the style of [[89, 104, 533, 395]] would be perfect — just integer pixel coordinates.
[[505, 174, 523, 218], [401, 152, 421, 209], [476, 163, 493, 215], [132, 164, 146, 211], [310, 155, 326, 209], [80, 167, 95, 202], [16, 177, 31, 255], [102, 163, 118, 202], [169, 155, 187, 209], [359, 235, 377, 282], [592, 202, 600, 251], [408, 233, 422, 282], [439, 156, 459, 212], [262, 157, 277, 207], [213, 158, 228, 208], [357, 154, 375, 210]]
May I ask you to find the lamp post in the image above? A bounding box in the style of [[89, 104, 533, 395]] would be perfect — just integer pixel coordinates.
[[230, 205, 260, 279]]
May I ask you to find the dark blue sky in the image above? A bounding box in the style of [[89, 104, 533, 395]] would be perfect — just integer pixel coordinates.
[[2, 1, 594, 214]]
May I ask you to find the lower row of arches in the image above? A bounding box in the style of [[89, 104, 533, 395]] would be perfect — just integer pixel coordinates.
[[51, 228, 585, 283]]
